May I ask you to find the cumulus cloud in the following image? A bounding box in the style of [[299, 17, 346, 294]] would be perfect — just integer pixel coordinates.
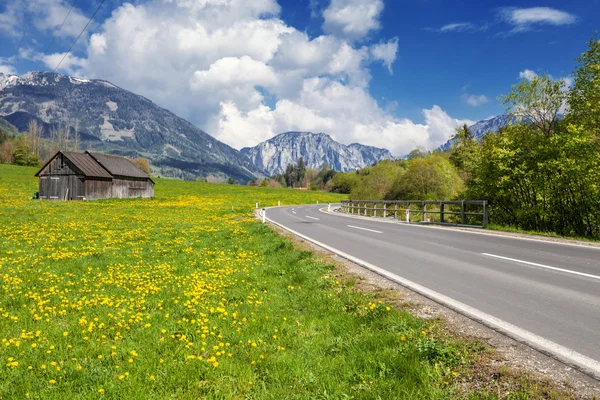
[[463, 94, 489, 107], [500, 7, 577, 33], [322, 0, 384, 41], [208, 77, 472, 155], [26, 0, 467, 156], [519, 69, 538, 81], [370, 38, 398, 74], [0, 0, 89, 41], [0, 64, 16, 75]]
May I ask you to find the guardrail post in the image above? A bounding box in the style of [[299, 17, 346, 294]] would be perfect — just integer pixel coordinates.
[[364, 202, 367, 216], [483, 200, 489, 227], [406, 206, 410, 223], [383, 203, 387, 218], [374, 203, 377, 217], [440, 202, 445, 223], [461, 200, 467, 225], [394, 203, 398, 219], [422, 202, 427, 223]]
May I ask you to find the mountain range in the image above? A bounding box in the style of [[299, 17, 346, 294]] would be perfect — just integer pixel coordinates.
[[0, 71, 261, 182], [241, 132, 393, 176], [1, 71, 514, 181], [438, 115, 515, 151]]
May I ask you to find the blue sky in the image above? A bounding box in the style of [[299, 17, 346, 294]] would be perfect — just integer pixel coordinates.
[[0, 0, 598, 154]]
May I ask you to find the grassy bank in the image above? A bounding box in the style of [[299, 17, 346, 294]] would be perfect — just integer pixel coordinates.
[[0, 165, 576, 399]]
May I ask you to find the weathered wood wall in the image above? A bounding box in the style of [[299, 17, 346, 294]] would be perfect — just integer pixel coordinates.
[[38, 155, 85, 200], [111, 178, 154, 199], [84, 179, 114, 200]]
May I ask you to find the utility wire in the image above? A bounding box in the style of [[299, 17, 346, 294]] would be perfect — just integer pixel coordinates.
[[53, 0, 105, 72], [35, 0, 79, 71], [16, 0, 40, 52]]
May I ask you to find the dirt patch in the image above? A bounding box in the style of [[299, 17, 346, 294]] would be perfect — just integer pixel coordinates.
[[265, 218, 600, 399]]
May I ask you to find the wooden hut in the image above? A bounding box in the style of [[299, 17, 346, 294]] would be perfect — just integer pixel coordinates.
[[35, 151, 154, 200]]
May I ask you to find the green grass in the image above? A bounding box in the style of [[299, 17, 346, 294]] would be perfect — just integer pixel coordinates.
[[487, 223, 600, 243], [0, 165, 575, 399]]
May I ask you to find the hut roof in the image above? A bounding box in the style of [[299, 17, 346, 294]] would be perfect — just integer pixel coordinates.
[[35, 151, 113, 178], [64, 152, 113, 178], [86, 151, 152, 181]]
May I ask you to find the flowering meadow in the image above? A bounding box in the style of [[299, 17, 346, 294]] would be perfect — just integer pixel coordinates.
[[0, 164, 493, 399]]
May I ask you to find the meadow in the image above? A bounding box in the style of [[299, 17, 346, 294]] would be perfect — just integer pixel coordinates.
[[0, 165, 568, 399]]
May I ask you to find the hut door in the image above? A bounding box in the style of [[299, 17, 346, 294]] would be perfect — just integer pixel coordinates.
[[48, 177, 61, 200]]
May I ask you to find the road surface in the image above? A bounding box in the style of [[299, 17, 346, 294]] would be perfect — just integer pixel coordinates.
[[266, 204, 600, 377]]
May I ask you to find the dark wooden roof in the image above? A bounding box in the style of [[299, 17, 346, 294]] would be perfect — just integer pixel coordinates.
[[35, 151, 112, 178], [87, 151, 153, 181], [64, 152, 113, 178]]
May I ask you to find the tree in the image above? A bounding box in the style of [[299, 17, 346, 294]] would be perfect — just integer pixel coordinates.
[[132, 157, 151, 175], [26, 120, 43, 157], [12, 136, 39, 166], [0, 140, 15, 164], [568, 33, 600, 134], [391, 155, 462, 200], [260, 178, 268, 187], [449, 124, 480, 181], [500, 73, 567, 138], [227, 177, 236, 185], [405, 147, 426, 160]]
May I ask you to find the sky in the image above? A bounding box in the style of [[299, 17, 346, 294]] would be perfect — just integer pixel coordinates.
[[0, 0, 598, 155]]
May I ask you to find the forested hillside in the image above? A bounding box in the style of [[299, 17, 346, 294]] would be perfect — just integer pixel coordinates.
[[332, 34, 600, 238]]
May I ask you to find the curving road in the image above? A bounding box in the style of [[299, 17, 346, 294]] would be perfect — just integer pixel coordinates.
[[265, 204, 600, 378]]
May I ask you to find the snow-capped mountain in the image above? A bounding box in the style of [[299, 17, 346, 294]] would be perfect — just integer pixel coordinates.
[[438, 115, 515, 151], [0, 71, 261, 182], [241, 132, 393, 176]]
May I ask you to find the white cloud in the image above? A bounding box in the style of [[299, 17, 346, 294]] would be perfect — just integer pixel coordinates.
[[463, 94, 489, 107], [42, 52, 87, 74], [322, 0, 384, 41], [22, 0, 468, 157], [370, 38, 398, 74], [208, 78, 471, 155], [519, 69, 538, 81], [500, 7, 577, 33], [0, 64, 16, 75], [439, 22, 476, 32]]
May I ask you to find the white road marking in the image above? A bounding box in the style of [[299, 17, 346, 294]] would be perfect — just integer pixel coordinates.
[[347, 225, 382, 234], [306, 216, 320, 220], [482, 253, 600, 281]]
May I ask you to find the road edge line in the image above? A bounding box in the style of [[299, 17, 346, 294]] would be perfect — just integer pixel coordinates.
[[260, 207, 600, 381]]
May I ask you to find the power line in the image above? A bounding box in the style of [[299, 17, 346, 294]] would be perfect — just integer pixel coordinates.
[[35, 0, 79, 71], [16, 0, 40, 52], [53, 0, 106, 72]]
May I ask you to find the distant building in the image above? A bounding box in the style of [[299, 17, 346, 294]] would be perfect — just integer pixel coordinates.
[[35, 151, 154, 200]]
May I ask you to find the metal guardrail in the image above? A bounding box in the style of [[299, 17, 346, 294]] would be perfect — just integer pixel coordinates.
[[340, 200, 489, 227]]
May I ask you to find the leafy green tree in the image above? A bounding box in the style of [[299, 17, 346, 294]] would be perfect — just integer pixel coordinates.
[[500, 73, 567, 138], [391, 155, 462, 200], [12, 136, 39, 167], [405, 148, 426, 160], [449, 124, 480, 181], [568, 33, 600, 134]]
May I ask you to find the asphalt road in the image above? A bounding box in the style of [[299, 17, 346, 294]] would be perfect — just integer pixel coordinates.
[[266, 204, 600, 373]]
